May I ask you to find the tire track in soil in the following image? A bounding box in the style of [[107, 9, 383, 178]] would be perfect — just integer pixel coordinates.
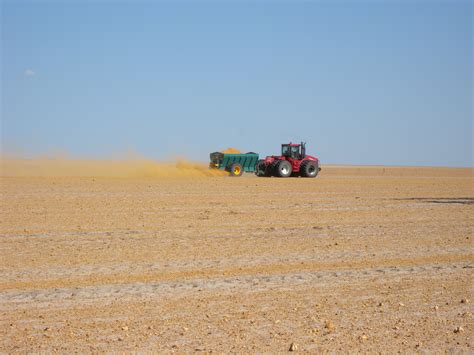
[[1, 260, 472, 308]]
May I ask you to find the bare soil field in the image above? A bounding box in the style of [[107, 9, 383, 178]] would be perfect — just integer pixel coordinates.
[[1, 165, 473, 352]]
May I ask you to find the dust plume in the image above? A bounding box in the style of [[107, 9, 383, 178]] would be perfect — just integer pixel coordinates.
[[1, 156, 227, 178], [221, 148, 241, 154]]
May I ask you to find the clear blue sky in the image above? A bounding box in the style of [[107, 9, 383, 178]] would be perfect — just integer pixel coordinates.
[[2, 1, 472, 166]]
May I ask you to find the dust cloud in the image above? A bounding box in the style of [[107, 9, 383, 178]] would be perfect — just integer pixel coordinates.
[[1, 157, 227, 178]]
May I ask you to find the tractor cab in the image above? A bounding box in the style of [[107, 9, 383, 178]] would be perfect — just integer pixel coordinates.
[[281, 142, 306, 160]]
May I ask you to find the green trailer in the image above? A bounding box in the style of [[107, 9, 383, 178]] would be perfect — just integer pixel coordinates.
[[209, 152, 259, 176]]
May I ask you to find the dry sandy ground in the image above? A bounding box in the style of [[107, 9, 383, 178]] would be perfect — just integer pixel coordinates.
[[1, 165, 473, 353]]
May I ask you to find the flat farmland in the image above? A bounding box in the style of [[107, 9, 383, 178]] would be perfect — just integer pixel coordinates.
[[1, 166, 473, 352]]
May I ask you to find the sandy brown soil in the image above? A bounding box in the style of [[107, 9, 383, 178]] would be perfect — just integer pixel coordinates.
[[1, 165, 473, 352]]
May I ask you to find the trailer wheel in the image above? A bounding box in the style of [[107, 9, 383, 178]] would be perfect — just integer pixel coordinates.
[[300, 160, 319, 178], [228, 163, 243, 177], [276, 160, 292, 178]]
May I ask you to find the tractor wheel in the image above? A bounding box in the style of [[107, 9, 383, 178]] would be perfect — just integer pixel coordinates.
[[269, 160, 280, 176], [300, 160, 319, 178], [228, 163, 243, 177], [275, 160, 292, 178], [255, 160, 269, 177]]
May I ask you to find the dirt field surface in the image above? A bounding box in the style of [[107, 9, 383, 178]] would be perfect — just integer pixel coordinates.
[[1, 165, 473, 353]]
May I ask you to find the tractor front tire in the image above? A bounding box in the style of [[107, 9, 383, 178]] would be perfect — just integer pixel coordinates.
[[300, 160, 319, 178], [276, 160, 292, 178], [228, 163, 243, 177]]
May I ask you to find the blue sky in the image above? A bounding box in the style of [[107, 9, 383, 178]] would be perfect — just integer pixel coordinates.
[[2, 1, 472, 166]]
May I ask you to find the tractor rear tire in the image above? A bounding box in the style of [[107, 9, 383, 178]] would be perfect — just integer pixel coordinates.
[[275, 160, 292, 178], [269, 160, 280, 176], [300, 160, 319, 178], [255, 160, 269, 177], [228, 163, 243, 177]]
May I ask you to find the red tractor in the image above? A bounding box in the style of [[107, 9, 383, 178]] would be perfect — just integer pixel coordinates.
[[255, 142, 321, 178]]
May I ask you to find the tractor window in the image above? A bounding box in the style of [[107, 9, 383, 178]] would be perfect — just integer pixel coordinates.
[[291, 146, 300, 157], [281, 145, 290, 156]]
